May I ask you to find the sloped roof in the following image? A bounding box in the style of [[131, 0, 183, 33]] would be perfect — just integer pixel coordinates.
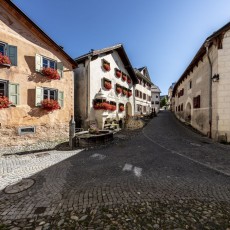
[[75, 44, 138, 84], [1, 0, 77, 68], [137, 66, 151, 81], [134, 68, 153, 85], [172, 21, 230, 96], [151, 84, 161, 93]]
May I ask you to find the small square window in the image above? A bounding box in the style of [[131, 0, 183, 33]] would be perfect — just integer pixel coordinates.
[[42, 57, 56, 69], [43, 88, 57, 100]]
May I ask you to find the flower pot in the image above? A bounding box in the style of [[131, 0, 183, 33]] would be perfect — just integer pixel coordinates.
[[104, 81, 112, 90], [42, 68, 60, 80], [116, 70, 121, 78], [103, 63, 110, 71]]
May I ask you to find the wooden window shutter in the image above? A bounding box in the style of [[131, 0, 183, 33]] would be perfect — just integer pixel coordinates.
[[57, 62, 64, 78], [35, 86, 44, 106], [58, 90, 64, 107], [35, 54, 42, 72], [8, 45, 17, 66], [9, 83, 20, 105]]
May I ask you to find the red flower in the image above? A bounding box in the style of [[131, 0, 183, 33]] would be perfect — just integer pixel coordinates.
[[110, 105, 116, 111], [103, 63, 110, 71], [119, 105, 124, 112], [0, 53, 11, 65], [42, 67, 60, 80], [122, 74, 127, 81], [116, 87, 122, 94], [41, 99, 60, 111], [0, 96, 12, 109], [122, 88, 127, 95], [104, 81, 112, 90], [128, 91, 132, 97], [127, 78, 131, 84], [116, 70, 121, 78]]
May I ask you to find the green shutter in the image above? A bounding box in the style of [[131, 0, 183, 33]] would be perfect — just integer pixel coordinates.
[[57, 62, 63, 78], [4, 43, 9, 56], [35, 86, 44, 106], [9, 83, 20, 105], [58, 91, 64, 108], [8, 45, 17, 66], [35, 54, 42, 72]]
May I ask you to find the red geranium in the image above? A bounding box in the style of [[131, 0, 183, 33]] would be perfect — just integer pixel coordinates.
[[0, 96, 12, 109], [41, 99, 60, 111], [103, 63, 110, 71], [42, 67, 60, 80], [116, 70, 121, 78], [104, 81, 112, 90], [122, 74, 127, 81], [110, 105, 116, 111], [127, 78, 131, 84], [119, 105, 124, 112], [128, 91, 132, 97], [116, 87, 122, 94], [0, 53, 11, 65]]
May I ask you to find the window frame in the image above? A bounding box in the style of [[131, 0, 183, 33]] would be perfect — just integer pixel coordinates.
[[0, 79, 9, 97]]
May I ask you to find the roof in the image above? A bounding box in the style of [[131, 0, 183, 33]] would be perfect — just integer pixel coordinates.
[[1, 0, 77, 69], [134, 68, 153, 85], [151, 84, 161, 93], [172, 21, 230, 96], [75, 44, 138, 84]]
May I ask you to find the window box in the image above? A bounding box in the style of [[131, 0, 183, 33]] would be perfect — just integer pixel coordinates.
[[116, 84, 122, 94], [102, 59, 110, 71], [109, 101, 117, 111], [115, 69, 122, 78], [122, 73, 127, 81], [127, 77, 131, 84], [41, 99, 60, 111], [0, 96, 12, 109], [94, 102, 110, 110], [0, 53, 11, 67], [122, 87, 128, 96], [119, 103, 124, 112], [128, 90, 132, 97], [42, 67, 60, 80], [104, 79, 112, 90]]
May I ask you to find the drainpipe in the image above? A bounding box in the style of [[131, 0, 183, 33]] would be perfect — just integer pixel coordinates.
[[205, 41, 212, 138], [85, 55, 92, 128]]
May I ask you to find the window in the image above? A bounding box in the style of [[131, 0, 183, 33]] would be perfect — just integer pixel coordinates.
[[155, 101, 159, 104], [42, 57, 56, 69], [189, 80, 192, 89], [143, 93, 146, 100], [193, 95, 200, 108], [143, 106, 146, 112], [0, 79, 19, 105], [35, 87, 64, 107], [156, 95, 159, 98], [181, 104, 183, 111], [35, 54, 63, 78], [0, 42, 17, 66], [140, 92, 142, 98], [151, 101, 154, 105]]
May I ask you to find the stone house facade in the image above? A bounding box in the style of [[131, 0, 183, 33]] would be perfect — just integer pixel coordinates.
[[151, 84, 161, 113], [172, 22, 230, 142], [74, 44, 138, 130], [134, 67, 153, 115], [0, 1, 77, 150]]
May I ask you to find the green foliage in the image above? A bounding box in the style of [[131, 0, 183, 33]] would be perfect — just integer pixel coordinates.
[[160, 97, 167, 108]]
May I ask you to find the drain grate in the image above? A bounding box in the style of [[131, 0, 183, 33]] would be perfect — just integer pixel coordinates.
[[4, 178, 35, 194]]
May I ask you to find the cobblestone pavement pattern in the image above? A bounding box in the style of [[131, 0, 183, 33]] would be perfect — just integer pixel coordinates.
[[1, 111, 230, 229]]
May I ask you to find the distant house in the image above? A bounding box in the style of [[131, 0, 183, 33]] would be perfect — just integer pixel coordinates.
[[151, 85, 161, 112], [172, 21, 230, 142], [0, 1, 77, 150], [168, 82, 176, 111], [74, 44, 138, 130], [134, 67, 153, 115]]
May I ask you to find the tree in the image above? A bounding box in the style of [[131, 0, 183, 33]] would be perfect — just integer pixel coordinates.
[[160, 97, 167, 108]]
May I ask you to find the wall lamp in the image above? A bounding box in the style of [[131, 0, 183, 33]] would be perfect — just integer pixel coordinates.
[[212, 74, 219, 82]]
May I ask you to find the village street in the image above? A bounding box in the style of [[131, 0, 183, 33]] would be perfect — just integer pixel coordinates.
[[1, 111, 230, 229]]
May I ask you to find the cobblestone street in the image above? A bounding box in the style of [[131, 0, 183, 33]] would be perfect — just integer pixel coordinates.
[[1, 111, 230, 229]]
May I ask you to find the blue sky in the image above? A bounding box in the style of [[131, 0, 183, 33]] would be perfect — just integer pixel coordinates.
[[13, 0, 230, 95]]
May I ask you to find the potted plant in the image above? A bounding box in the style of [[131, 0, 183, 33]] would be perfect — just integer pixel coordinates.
[[0, 53, 11, 66], [116, 85, 122, 94], [122, 88, 127, 96], [94, 102, 110, 110], [103, 61, 110, 71], [122, 73, 127, 81], [127, 77, 131, 84], [110, 105, 116, 111], [42, 67, 60, 80], [0, 96, 12, 109], [128, 90, 132, 97], [104, 80, 112, 90], [115, 69, 122, 78], [41, 99, 60, 111], [119, 104, 124, 112]]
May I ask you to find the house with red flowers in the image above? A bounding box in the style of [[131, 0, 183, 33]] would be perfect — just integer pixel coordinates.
[[74, 44, 138, 130], [0, 1, 76, 152]]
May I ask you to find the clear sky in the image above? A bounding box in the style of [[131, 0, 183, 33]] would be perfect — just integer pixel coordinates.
[[13, 0, 230, 95]]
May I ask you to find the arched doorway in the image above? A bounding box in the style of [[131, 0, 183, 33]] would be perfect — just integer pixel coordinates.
[[185, 102, 192, 122], [125, 102, 132, 118]]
